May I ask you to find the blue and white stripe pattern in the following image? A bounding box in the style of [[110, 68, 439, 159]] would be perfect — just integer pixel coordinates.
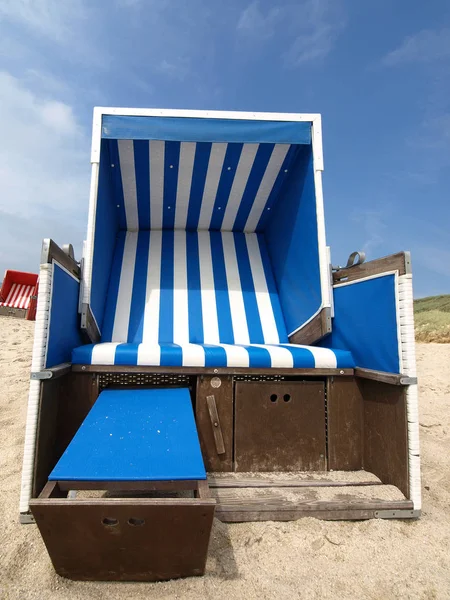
[[72, 342, 354, 369], [72, 230, 354, 369], [108, 140, 301, 232]]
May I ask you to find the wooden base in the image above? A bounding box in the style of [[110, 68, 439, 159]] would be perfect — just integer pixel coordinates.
[[208, 474, 414, 522], [0, 306, 27, 318], [28, 370, 414, 581]]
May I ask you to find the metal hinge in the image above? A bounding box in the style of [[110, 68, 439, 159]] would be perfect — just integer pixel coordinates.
[[20, 512, 35, 525], [375, 509, 420, 520], [332, 250, 366, 271]]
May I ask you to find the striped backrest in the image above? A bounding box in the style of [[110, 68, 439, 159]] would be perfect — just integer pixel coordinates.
[[108, 140, 301, 232], [102, 230, 288, 345], [0, 283, 33, 309]]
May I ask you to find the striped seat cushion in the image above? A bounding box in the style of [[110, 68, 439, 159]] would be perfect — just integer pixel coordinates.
[[0, 283, 33, 309], [72, 342, 355, 369]]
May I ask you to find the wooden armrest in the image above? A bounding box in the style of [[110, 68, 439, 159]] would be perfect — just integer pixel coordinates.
[[31, 363, 72, 380], [355, 368, 417, 386], [333, 252, 411, 284], [41, 239, 81, 279]]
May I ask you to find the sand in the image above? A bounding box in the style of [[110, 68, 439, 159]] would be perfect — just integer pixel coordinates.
[[0, 315, 449, 600]]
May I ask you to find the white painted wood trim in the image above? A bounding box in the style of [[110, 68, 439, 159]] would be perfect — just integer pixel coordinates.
[[20, 261, 53, 515], [91, 107, 320, 162]]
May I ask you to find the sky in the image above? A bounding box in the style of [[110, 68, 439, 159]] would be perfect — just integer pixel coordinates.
[[0, 0, 449, 298]]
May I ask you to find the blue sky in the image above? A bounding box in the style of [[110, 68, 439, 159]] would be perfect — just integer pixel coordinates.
[[0, 0, 449, 298]]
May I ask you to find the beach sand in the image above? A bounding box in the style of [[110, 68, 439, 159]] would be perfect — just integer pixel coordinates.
[[1, 315, 449, 599]]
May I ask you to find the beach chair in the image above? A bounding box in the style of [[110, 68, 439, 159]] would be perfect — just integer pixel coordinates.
[[0, 270, 38, 320], [20, 108, 420, 581]]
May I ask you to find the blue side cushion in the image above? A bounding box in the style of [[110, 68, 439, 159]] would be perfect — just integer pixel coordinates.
[[72, 343, 355, 369], [319, 274, 401, 373], [49, 388, 206, 481]]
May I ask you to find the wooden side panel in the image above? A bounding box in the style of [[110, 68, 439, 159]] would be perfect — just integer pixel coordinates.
[[196, 376, 233, 472], [33, 378, 61, 497], [234, 382, 326, 472], [55, 372, 99, 458], [30, 498, 215, 581], [327, 377, 363, 470], [33, 373, 99, 498], [361, 380, 409, 496]]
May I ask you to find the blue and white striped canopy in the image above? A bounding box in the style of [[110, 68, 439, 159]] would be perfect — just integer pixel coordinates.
[[107, 140, 307, 232], [101, 115, 312, 232]]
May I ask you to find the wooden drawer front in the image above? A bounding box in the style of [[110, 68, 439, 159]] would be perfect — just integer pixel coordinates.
[[234, 381, 326, 472], [30, 498, 215, 581]]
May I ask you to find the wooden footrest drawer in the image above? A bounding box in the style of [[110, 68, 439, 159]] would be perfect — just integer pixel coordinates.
[[30, 496, 215, 581]]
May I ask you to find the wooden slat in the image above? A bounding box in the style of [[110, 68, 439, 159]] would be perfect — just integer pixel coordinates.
[[288, 307, 332, 345], [355, 368, 417, 386], [333, 252, 410, 283], [80, 303, 101, 344], [73, 365, 354, 376], [196, 480, 211, 499], [41, 239, 80, 278], [216, 497, 411, 511], [208, 477, 382, 489], [206, 395, 226, 455], [215, 496, 414, 522], [57, 480, 201, 492], [327, 377, 364, 470], [216, 507, 413, 522], [361, 380, 409, 497], [39, 481, 67, 499]]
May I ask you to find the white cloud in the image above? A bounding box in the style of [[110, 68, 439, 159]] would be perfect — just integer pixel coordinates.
[[382, 28, 450, 67], [285, 21, 339, 66], [24, 69, 70, 96], [0, 70, 89, 274], [0, 0, 87, 44], [351, 210, 387, 258], [237, 2, 281, 40], [285, 0, 345, 67], [157, 58, 192, 82], [236, 0, 345, 67]]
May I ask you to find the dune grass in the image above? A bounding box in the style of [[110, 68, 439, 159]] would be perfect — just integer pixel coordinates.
[[414, 295, 450, 343]]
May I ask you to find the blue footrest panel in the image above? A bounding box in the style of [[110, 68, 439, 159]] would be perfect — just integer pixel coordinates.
[[49, 388, 206, 482]]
